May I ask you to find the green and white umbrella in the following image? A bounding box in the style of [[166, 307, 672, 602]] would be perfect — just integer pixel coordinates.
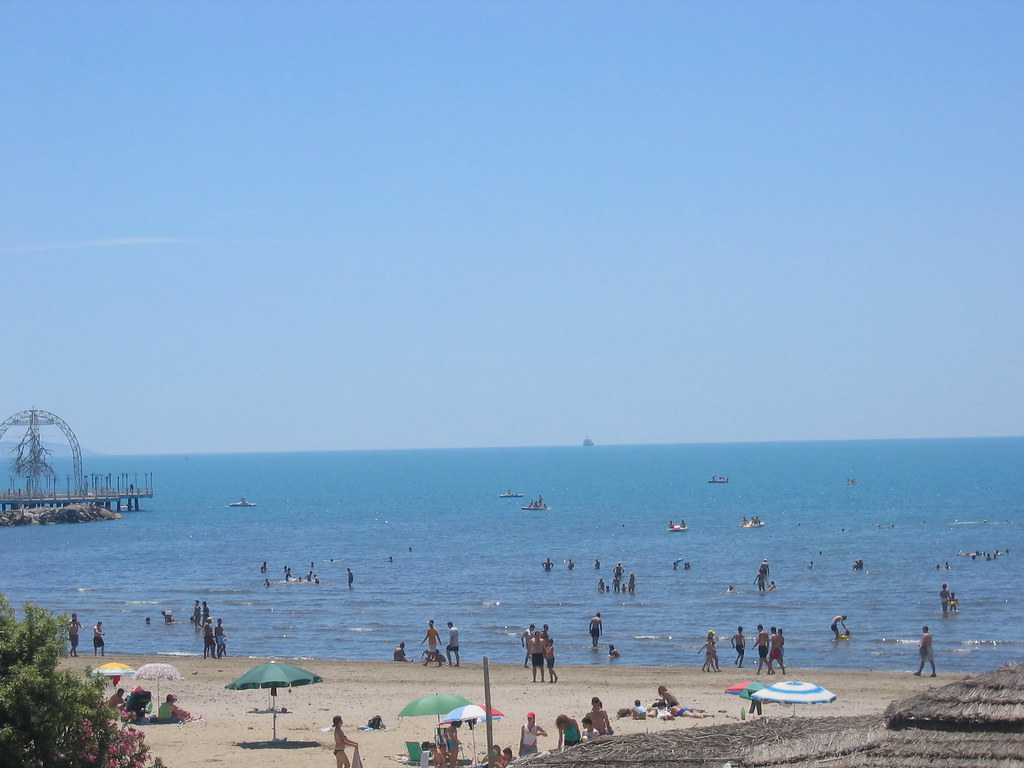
[[226, 661, 324, 741]]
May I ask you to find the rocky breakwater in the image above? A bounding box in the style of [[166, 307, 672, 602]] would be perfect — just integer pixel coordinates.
[[0, 503, 122, 526]]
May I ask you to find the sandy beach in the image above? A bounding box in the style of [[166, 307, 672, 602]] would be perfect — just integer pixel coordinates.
[[61, 653, 961, 767]]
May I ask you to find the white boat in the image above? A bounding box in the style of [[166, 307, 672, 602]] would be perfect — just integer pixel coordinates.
[[740, 518, 764, 528], [498, 491, 524, 498], [708, 475, 729, 484], [229, 498, 257, 507], [668, 523, 688, 532]]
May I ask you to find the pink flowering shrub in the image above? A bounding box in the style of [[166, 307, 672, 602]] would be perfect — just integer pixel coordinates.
[[0, 596, 165, 768]]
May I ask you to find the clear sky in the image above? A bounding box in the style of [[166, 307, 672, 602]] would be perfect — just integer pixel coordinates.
[[1, 2, 1022, 455]]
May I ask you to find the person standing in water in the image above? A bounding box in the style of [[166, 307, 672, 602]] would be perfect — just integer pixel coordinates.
[[589, 612, 603, 647], [831, 615, 849, 638]]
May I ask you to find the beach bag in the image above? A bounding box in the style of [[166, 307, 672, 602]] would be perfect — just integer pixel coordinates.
[[367, 714, 385, 730]]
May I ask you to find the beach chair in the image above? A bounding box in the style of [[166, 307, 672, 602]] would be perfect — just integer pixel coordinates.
[[404, 741, 422, 764]]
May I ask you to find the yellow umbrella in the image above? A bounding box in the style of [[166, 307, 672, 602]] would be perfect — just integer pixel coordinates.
[[90, 662, 136, 686]]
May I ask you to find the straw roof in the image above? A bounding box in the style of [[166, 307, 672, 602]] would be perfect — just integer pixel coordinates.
[[885, 662, 1024, 732], [513, 664, 1024, 768]]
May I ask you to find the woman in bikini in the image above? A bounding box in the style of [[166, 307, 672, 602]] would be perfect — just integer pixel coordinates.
[[332, 715, 359, 768]]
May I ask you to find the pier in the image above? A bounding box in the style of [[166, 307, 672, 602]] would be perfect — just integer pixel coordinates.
[[0, 483, 153, 512], [0, 409, 154, 512]]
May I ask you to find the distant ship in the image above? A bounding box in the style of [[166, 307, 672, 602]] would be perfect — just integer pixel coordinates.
[[229, 498, 257, 507], [583, 436, 594, 447], [708, 475, 729, 484]]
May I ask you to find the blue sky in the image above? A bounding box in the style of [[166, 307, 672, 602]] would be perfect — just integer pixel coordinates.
[[1, 2, 1021, 455]]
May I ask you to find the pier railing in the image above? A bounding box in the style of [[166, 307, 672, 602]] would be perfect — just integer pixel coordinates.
[[0, 487, 153, 511]]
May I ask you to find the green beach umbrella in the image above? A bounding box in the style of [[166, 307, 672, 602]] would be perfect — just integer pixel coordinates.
[[226, 661, 324, 742], [225, 661, 323, 690], [399, 693, 472, 718]]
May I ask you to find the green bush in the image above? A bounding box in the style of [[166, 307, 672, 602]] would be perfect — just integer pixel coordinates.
[[0, 595, 164, 768]]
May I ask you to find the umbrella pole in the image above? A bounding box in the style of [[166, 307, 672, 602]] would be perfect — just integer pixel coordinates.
[[272, 692, 277, 741], [483, 657, 494, 767]]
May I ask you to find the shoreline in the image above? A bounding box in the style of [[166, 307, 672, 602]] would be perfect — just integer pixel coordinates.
[[62, 653, 967, 767]]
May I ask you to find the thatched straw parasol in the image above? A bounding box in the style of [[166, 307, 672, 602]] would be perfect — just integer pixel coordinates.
[[885, 662, 1024, 732]]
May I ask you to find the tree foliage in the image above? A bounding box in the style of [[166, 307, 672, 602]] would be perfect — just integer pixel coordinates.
[[0, 595, 163, 768]]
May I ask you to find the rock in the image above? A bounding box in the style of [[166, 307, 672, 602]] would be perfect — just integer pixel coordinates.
[[0, 503, 122, 527]]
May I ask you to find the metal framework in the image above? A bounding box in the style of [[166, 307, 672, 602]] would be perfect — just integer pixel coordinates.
[[0, 409, 84, 491]]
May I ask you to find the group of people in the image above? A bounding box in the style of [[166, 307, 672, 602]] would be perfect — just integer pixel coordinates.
[[522, 624, 558, 682], [722, 624, 786, 674], [409, 619, 460, 667], [107, 686, 196, 724], [190, 600, 228, 658], [67, 613, 106, 657], [939, 583, 959, 614]]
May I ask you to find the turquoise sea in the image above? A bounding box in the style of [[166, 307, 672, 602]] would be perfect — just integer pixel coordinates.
[[1, 438, 1021, 673]]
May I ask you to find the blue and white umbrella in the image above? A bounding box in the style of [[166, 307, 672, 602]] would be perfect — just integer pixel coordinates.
[[751, 680, 836, 705]]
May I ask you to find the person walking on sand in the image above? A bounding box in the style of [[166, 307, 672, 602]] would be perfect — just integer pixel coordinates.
[[446, 621, 460, 667], [68, 613, 84, 657], [332, 714, 359, 768], [589, 612, 603, 647], [831, 615, 849, 639], [423, 619, 440, 651], [731, 626, 745, 667], [767, 627, 786, 675], [755, 624, 769, 674], [700, 631, 719, 672], [914, 625, 936, 677], [92, 621, 105, 656]]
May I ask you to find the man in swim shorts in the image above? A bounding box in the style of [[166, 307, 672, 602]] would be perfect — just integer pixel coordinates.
[[767, 627, 785, 675], [730, 626, 745, 667], [529, 630, 546, 682], [755, 624, 769, 674], [831, 615, 848, 638], [446, 621, 460, 667], [68, 613, 83, 657], [914, 625, 936, 677], [589, 612, 602, 647], [422, 619, 440, 651]]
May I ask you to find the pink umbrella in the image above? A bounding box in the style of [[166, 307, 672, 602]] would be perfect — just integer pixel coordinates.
[[133, 662, 183, 703]]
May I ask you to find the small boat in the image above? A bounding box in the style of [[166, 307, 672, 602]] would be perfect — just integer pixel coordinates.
[[740, 517, 764, 528], [521, 499, 550, 510], [499, 491, 524, 498], [229, 498, 257, 507], [846, 479, 858, 486], [668, 522, 688, 532], [583, 436, 594, 447], [708, 475, 729, 483]]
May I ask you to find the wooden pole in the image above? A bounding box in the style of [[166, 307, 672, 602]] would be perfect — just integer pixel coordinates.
[[483, 656, 494, 766]]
